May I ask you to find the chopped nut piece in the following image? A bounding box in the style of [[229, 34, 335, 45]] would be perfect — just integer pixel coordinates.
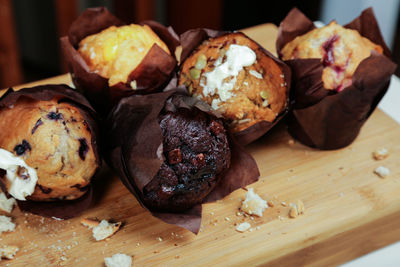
[[297, 200, 305, 214], [168, 148, 182, 164], [267, 200, 274, 207], [104, 253, 132, 267], [0, 193, 16, 213], [374, 166, 390, 178], [296, 200, 304, 214], [81, 218, 122, 241], [235, 222, 251, 232], [0, 245, 19, 260], [241, 188, 268, 217], [373, 148, 389, 160], [0, 215, 15, 233], [281, 201, 287, 207], [288, 139, 295, 145], [289, 207, 298, 218]]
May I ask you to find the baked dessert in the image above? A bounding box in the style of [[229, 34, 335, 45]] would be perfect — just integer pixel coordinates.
[[0, 94, 97, 201], [142, 108, 231, 212], [281, 21, 383, 91], [179, 32, 288, 133], [78, 24, 170, 87]]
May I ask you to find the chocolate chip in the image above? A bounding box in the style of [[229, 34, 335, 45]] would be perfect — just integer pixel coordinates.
[[210, 120, 224, 135], [14, 140, 31, 156], [31, 119, 43, 134], [192, 153, 206, 168], [168, 148, 182, 164], [47, 112, 63, 120], [37, 184, 52, 194], [71, 117, 77, 122], [78, 138, 89, 160]]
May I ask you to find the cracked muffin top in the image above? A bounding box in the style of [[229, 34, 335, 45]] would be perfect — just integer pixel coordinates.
[[178, 32, 288, 133], [281, 21, 383, 91], [142, 108, 231, 212], [0, 97, 97, 201], [78, 24, 170, 87]]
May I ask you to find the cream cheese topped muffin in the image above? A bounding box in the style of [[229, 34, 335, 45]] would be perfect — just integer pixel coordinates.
[[179, 32, 288, 132]]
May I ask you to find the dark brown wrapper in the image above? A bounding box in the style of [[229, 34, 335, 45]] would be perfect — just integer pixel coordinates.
[[0, 84, 101, 218], [106, 90, 260, 233], [178, 28, 291, 145], [61, 7, 179, 116], [277, 8, 397, 149]]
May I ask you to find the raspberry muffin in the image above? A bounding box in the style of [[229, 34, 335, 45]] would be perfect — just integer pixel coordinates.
[[179, 32, 288, 133], [281, 21, 383, 91]]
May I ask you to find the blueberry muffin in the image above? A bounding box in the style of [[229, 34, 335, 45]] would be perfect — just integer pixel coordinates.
[[142, 108, 231, 212], [281, 21, 383, 91], [78, 24, 170, 87], [179, 32, 288, 133], [0, 97, 97, 201]]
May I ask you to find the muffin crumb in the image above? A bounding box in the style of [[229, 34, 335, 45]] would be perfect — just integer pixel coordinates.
[[0, 245, 19, 260], [372, 148, 388, 160], [235, 222, 251, 233], [374, 166, 390, 178], [104, 253, 132, 267], [240, 188, 268, 217], [0, 193, 16, 213], [0, 215, 15, 233], [81, 218, 121, 241]]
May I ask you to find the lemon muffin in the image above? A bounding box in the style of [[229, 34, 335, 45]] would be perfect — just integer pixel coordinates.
[[78, 24, 170, 87]]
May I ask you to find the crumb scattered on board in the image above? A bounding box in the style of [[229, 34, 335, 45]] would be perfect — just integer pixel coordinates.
[[240, 188, 268, 217], [289, 200, 305, 219], [0, 215, 15, 233], [372, 148, 389, 160], [374, 166, 390, 178], [104, 253, 132, 267], [235, 222, 251, 233], [0, 245, 19, 261], [81, 218, 122, 241], [0, 193, 16, 213]]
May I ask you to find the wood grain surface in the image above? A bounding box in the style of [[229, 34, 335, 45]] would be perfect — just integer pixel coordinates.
[[1, 24, 400, 267]]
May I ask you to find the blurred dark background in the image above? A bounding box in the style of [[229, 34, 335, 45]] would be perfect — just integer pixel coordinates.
[[0, 0, 398, 88]]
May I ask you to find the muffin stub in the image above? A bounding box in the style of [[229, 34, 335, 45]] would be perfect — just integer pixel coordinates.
[[281, 21, 383, 91], [0, 97, 98, 201], [179, 32, 288, 133], [142, 108, 231, 212], [78, 24, 170, 87]]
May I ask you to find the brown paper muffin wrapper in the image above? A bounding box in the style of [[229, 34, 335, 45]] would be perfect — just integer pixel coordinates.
[[277, 8, 397, 149], [0, 84, 101, 218], [61, 7, 179, 116], [177, 28, 292, 145], [106, 90, 260, 233]]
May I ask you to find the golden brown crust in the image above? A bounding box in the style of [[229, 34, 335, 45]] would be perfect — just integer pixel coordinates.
[[78, 24, 170, 86], [281, 21, 383, 91], [0, 98, 97, 201], [179, 32, 287, 132]]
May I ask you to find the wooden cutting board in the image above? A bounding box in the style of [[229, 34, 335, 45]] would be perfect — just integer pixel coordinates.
[[2, 23, 400, 267]]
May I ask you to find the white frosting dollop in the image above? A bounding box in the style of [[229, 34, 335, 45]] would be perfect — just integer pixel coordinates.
[[0, 149, 38, 200], [200, 44, 256, 102]]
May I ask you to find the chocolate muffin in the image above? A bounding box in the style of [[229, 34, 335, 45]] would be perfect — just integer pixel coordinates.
[[142, 108, 230, 212], [179, 32, 288, 133], [0, 88, 99, 201]]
